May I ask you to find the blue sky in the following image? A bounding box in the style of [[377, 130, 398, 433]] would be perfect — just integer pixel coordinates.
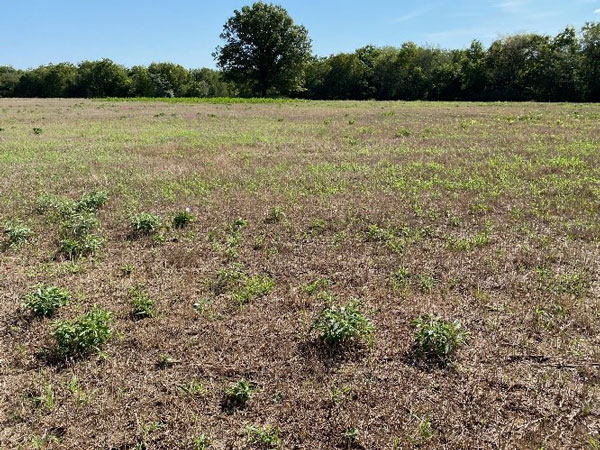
[[2, 0, 599, 69]]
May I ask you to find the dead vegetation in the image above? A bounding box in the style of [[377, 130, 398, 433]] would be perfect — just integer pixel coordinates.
[[0, 98, 599, 449]]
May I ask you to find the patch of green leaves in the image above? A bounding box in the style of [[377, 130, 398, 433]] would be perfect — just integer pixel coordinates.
[[24, 284, 70, 317], [413, 315, 468, 361], [312, 298, 374, 346], [52, 307, 112, 357]]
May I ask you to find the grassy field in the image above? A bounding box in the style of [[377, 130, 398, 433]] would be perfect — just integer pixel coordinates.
[[0, 98, 599, 449]]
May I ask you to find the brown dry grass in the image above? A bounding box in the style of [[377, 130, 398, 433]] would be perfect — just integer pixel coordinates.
[[0, 98, 599, 449]]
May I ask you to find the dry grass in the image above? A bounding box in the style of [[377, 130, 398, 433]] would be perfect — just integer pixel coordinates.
[[0, 98, 599, 449]]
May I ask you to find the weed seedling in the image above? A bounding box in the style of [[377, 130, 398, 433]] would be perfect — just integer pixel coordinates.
[[173, 209, 194, 228], [130, 287, 156, 319], [223, 379, 255, 409], [245, 424, 281, 448]]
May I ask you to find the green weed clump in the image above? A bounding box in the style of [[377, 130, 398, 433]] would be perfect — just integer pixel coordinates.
[[173, 209, 194, 228], [58, 211, 102, 259], [3, 220, 33, 246], [245, 424, 282, 448], [312, 298, 374, 346], [130, 287, 156, 319], [224, 379, 255, 409], [413, 315, 468, 361], [232, 274, 275, 305], [24, 284, 70, 317], [130, 212, 162, 235], [52, 307, 112, 357]]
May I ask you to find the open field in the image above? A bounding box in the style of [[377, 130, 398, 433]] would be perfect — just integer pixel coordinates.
[[0, 98, 599, 449]]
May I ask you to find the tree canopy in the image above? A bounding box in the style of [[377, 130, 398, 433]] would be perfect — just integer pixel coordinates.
[[213, 2, 312, 97]]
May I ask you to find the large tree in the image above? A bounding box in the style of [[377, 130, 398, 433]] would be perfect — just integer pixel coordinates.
[[214, 2, 312, 97]]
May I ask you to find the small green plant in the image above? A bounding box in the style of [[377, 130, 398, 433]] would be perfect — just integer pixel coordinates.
[[264, 206, 285, 224], [312, 298, 374, 346], [232, 274, 275, 305], [224, 379, 255, 408], [34, 383, 55, 410], [342, 427, 359, 444], [76, 190, 108, 212], [57, 211, 102, 259], [176, 378, 207, 396], [33, 127, 43, 135], [130, 212, 162, 235], [418, 418, 433, 440], [192, 434, 212, 450], [120, 263, 135, 276], [173, 209, 194, 228], [413, 314, 468, 361], [3, 220, 33, 246], [130, 287, 156, 319], [245, 424, 281, 448], [303, 278, 330, 296], [396, 128, 411, 137], [52, 307, 112, 357], [24, 284, 70, 317], [390, 267, 411, 290]]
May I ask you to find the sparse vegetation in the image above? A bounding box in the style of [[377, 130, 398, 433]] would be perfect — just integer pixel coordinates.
[[1, 100, 598, 448], [245, 424, 282, 448]]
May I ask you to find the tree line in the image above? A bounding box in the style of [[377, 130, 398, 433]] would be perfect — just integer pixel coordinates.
[[1, 3, 598, 102]]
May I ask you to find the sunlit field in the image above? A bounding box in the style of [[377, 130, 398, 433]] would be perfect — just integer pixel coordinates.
[[1, 98, 599, 449]]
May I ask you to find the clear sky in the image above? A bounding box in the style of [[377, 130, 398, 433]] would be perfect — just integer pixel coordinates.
[[2, 0, 599, 69]]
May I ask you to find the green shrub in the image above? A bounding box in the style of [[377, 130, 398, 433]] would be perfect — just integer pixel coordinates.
[[224, 379, 255, 408], [75, 190, 108, 212], [57, 211, 102, 259], [52, 307, 112, 357], [245, 424, 281, 448], [24, 284, 70, 317], [192, 434, 212, 450], [33, 127, 43, 135], [173, 209, 194, 228], [413, 314, 468, 361], [130, 287, 156, 318], [130, 212, 162, 235], [3, 220, 33, 246], [312, 299, 374, 346]]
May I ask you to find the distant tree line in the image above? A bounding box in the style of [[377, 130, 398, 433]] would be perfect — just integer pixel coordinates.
[[1, 21, 599, 101]]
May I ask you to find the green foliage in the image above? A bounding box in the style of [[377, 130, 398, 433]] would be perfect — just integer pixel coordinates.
[[52, 307, 112, 357], [264, 206, 285, 224], [192, 434, 212, 450], [76, 190, 108, 212], [245, 424, 282, 448], [33, 127, 42, 135], [312, 298, 374, 346], [3, 220, 33, 246], [173, 209, 194, 228], [57, 211, 102, 259], [130, 287, 156, 319], [130, 212, 162, 235], [413, 315, 468, 361], [232, 274, 275, 305], [224, 379, 256, 408], [214, 2, 312, 96], [24, 284, 70, 317]]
